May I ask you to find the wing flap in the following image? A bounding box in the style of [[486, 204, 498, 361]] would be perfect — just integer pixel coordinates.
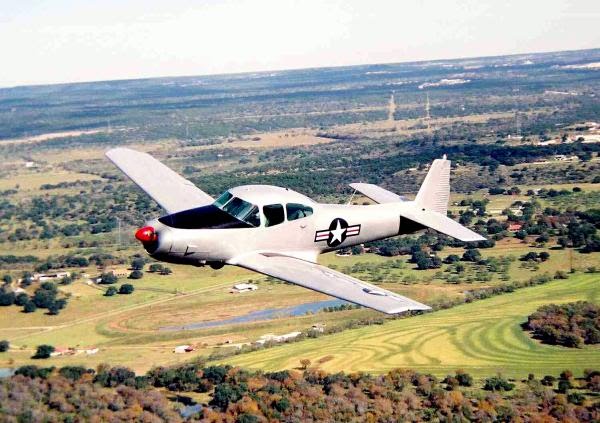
[[231, 253, 431, 314], [349, 183, 406, 204], [106, 147, 214, 214]]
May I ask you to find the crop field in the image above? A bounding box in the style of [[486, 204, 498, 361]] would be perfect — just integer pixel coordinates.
[[219, 274, 600, 378]]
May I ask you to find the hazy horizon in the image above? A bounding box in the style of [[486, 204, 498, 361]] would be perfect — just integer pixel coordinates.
[[2, 0, 599, 88]]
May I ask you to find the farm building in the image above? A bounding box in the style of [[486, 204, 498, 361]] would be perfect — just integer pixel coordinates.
[[34, 272, 69, 282], [256, 331, 302, 345], [230, 283, 258, 293]]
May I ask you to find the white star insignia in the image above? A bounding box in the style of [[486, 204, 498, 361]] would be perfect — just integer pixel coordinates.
[[329, 220, 346, 243]]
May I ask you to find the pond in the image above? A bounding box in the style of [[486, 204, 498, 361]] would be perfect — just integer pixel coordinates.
[[160, 299, 348, 331]]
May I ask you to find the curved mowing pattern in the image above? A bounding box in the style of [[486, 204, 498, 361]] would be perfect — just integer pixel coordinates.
[[220, 275, 600, 377]]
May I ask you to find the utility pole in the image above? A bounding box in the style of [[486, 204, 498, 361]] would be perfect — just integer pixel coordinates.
[[425, 92, 431, 132], [388, 91, 396, 122], [117, 217, 121, 247]]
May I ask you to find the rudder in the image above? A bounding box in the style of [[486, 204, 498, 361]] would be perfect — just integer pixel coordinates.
[[414, 155, 450, 215]]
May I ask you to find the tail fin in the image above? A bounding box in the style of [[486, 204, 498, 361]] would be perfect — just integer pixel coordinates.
[[415, 155, 450, 215]]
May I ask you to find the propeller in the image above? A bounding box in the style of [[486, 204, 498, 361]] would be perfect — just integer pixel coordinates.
[[135, 226, 157, 243]]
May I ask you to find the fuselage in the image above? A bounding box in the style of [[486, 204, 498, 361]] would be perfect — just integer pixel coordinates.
[[140, 184, 424, 267]]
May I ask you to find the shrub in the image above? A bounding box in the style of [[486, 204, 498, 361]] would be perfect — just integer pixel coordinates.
[[105, 286, 118, 296], [0, 340, 9, 352], [483, 376, 514, 392]]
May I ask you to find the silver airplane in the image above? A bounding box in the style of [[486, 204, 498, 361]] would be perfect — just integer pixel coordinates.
[[106, 148, 485, 314]]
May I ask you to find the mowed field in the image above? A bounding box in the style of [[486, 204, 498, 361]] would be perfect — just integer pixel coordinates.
[[219, 274, 600, 378]]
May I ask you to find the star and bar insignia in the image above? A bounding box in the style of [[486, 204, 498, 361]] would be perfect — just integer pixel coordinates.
[[314, 218, 361, 247]]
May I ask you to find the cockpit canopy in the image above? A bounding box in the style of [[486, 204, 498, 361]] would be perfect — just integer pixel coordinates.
[[159, 188, 314, 230], [214, 190, 313, 228]]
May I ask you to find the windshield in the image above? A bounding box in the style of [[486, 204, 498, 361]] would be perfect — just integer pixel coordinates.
[[215, 193, 260, 227], [213, 191, 233, 208]]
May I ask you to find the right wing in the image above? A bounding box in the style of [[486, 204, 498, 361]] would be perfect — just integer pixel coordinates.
[[106, 147, 214, 214], [230, 253, 431, 314]]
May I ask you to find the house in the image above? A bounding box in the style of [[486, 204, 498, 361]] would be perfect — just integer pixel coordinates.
[[508, 223, 523, 232], [230, 283, 258, 293], [311, 323, 326, 333], [106, 268, 129, 277], [173, 345, 195, 353]]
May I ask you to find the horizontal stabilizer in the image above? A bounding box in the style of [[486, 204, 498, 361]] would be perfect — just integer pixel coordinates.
[[399, 205, 486, 242], [349, 183, 407, 204], [231, 253, 431, 314], [106, 147, 214, 214]]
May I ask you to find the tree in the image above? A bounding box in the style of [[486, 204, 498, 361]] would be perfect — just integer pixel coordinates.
[[59, 366, 90, 381], [129, 270, 143, 280], [33, 344, 55, 359], [131, 257, 146, 271], [539, 252, 550, 262], [462, 248, 481, 262], [23, 300, 37, 313], [2, 274, 12, 284], [119, 284, 135, 295], [300, 359, 311, 370], [0, 340, 9, 352], [210, 383, 244, 411], [0, 290, 15, 306], [99, 272, 118, 284], [104, 286, 117, 296]]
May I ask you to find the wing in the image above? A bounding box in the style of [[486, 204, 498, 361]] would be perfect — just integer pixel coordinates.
[[349, 183, 407, 204], [106, 147, 214, 214], [230, 253, 431, 314]]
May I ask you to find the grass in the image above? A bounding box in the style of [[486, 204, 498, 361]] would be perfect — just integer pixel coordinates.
[[217, 273, 600, 378]]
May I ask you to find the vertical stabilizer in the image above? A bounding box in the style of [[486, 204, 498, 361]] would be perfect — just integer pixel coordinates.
[[414, 156, 451, 215]]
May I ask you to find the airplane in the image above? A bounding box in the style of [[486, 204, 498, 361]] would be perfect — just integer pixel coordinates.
[[106, 148, 485, 314]]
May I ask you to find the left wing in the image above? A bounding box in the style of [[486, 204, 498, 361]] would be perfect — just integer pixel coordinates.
[[230, 253, 431, 314], [106, 147, 214, 214]]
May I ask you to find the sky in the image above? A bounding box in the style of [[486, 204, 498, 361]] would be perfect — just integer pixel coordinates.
[[1, 0, 599, 87]]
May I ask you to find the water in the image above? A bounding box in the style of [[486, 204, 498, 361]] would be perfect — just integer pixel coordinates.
[[160, 299, 348, 331], [0, 368, 14, 378], [180, 404, 202, 418]]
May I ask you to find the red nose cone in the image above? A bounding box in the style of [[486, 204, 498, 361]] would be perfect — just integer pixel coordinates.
[[135, 226, 157, 243]]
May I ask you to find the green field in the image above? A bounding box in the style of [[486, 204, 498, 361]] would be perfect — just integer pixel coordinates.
[[219, 274, 600, 378]]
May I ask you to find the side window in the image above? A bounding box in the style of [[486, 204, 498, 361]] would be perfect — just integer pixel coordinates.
[[263, 204, 285, 227], [286, 203, 313, 221], [245, 207, 260, 227]]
